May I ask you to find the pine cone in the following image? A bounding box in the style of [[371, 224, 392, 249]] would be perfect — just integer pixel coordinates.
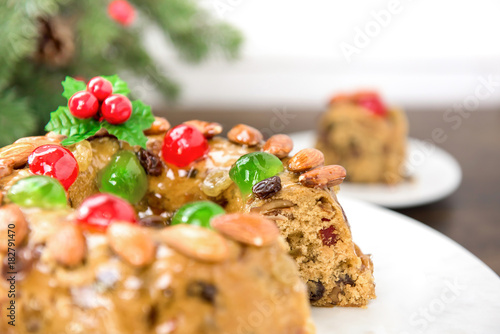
[[35, 17, 75, 67]]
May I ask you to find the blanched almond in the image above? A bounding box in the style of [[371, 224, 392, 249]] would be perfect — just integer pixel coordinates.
[[288, 148, 324, 173], [47, 223, 86, 267], [211, 213, 280, 247], [262, 134, 294, 159], [227, 124, 263, 146], [299, 165, 346, 189], [144, 117, 171, 135], [184, 120, 222, 138], [107, 222, 156, 267], [161, 225, 229, 262], [0, 204, 28, 253]]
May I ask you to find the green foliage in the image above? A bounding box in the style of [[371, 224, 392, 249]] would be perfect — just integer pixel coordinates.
[[0, 0, 243, 146]]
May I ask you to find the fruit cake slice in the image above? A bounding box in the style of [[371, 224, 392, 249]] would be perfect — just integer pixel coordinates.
[[0, 75, 375, 309], [316, 91, 408, 184]]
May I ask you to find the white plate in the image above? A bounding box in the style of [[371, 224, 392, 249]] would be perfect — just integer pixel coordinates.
[[313, 198, 500, 334], [289, 131, 462, 208]]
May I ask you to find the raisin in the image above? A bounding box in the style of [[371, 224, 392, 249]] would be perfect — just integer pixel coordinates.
[[187, 168, 198, 178], [252, 176, 282, 199], [319, 225, 338, 247], [136, 148, 162, 176], [307, 280, 325, 302], [337, 275, 356, 286], [187, 281, 217, 304], [139, 215, 168, 228]]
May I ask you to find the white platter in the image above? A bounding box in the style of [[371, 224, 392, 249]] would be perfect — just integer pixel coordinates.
[[289, 131, 462, 208], [313, 197, 500, 334]]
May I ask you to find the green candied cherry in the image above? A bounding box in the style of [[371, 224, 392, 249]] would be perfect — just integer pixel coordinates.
[[229, 152, 284, 195], [7, 175, 67, 209], [171, 201, 225, 229], [98, 150, 148, 204]]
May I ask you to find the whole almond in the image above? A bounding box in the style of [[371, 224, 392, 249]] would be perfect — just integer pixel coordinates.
[[47, 224, 86, 267], [107, 222, 156, 267], [161, 225, 229, 262], [227, 124, 263, 146], [262, 134, 294, 159], [211, 213, 280, 247], [299, 165, 346, 189], [14, 136, 61, 146], [0, 143, 36, 169], [144, 117, 171, 135], [0, 204, 28, 253], [184, 120, 223, 138], [288, 148, 324, 173]]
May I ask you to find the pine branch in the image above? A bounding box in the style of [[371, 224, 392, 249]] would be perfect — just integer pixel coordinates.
[[0, 91, 37, 146], [130, 0, 243, 62]]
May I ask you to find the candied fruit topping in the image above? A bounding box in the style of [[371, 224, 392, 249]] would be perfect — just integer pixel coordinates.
[[319, 225, 338, 247], [7, 175, 67, 209], [98, 150, 148, 204], [162, 124, 209, 168], [171, 201, 225, 229], [229, 152, 283, 195]]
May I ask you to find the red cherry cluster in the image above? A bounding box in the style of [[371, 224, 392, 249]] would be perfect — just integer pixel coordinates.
[[108, 0, 136, 26], [68, 77, 132, 125], [162, 124, 209, 168]]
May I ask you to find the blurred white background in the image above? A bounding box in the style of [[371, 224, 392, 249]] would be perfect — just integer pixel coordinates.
[[143, 0, 500, 111]]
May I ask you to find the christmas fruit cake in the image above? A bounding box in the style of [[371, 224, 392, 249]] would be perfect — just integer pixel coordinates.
[[0, 75, 375, 323], [316, 91, 408, 184]]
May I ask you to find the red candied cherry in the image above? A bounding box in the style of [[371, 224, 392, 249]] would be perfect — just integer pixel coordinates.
[[76, 193, 137, 231], [355, 92, 387, 117], [319, 225, 338, 247], [108, 0, 136, 26], [28, 145, 79, 190], [68, 91, 99, 119], [87, 77, 113, 101], [162, 124, 209, 168], [101, 94, 132, 124]]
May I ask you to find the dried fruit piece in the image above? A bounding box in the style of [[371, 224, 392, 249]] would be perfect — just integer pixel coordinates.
[[262, 134, 294, 159], [144, 117, 171, 135], [67, 140, 93, 172], [98, 150, 148, 204], [319, 225, 338, 247], [162, 124, 209, 167], [229, 152, 284, 195], [28, 145, 79, 190], [211, 213, 280, 247], [252, 176, 282, 199], [107, 222, 155, 267], [184, 120, 222, 139], [76, 193, 137, 231], [171, 201, 225, 229], [307, 280, 325, 302], [288, 148, 324, 173], [7, 176, 67, 209], [47, 224, 86, 267], [187, 281, 217, 304], [227, 124, 263, 146], [201, 168, 233, 197], [0, 205, 28, 253], [299, 165, 346, 189], [136, 148, 162, 176], [161, 225, 229, 262]]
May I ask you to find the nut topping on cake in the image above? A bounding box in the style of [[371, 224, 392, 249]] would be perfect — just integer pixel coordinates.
[[211, 213, 280, 247], [227, 124, 263, 146], [107, 222, 156, 267], [144, 116, 171, 135], [288, 148, 325, 173], [0, 204, 28, 253], [299, 165, 346, 189], [47, 224, 86, 267], [161, 225, 229, 262], [184, 120, 223, 139], [262, 134, 294, 159]]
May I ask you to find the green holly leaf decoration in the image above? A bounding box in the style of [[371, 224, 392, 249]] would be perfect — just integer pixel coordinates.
[[101, 75, 130, 95], [61, 77, 87, 100], [45, 75, 154, 148], [102, 100, 154, 147]]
